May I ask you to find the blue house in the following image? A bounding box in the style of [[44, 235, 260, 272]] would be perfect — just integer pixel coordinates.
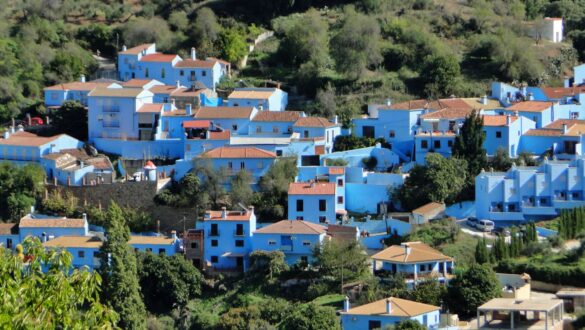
[[371, 242, 454, 287], [194, 106, 257, 135], [227, 87, 288, 111], [519, 119, 585, 159], [202, 207, 256, 272], [252, 219, 327, 265], [504, 101, 555, 128], [288, 182, 337, 224], [413, 132, 456, 164], [475, 158, 585, 224], [293, 117, 341, 154], [182, 121, 231, 159], [341, 297, 440, 330], [19, 214, 89, 240], [249, 111, 304, 136], [483, 115, 535, 157], [43, 76, 120, 108], [0, 223, 19, 250], [321, 144, 401, 170]]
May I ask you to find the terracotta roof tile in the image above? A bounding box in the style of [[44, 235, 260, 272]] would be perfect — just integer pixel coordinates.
[[206, 57, 230, 65], [328, 167, 345, 175], [524, 119, 585, 137], [175, 59, 216, 68], [288, 182, 336, 195], [0, 223, 18, 235], [252, 111, 302, 122], [228, 89, 276, 99], [254, 220, 327, 235], [119, 43, 153, 55], [314, 145, 325, 155], [342, 297, 439, 317], [140, 53, 178, 62], [412, 202, 445, 216], [204, 210, 253, 221], [294, 117, 336, 127], [420, 108, 473, 120], [483, 115, 518, 126], [129, 235, 176, 245], [371, 242, 452, 263], [19, 216, 86, 228], [0, 132, 66, 147], [149, 85, 181, 94], [541, 86, 585, 100], [199, 146, 276, 159], [88, 87, 148, 98], [461, 97, 503, 110], [388, 99, 472, 112], [122, 79, 155, 88], [43, 236, 103, 248], [44, 81, 113, 91], [506, 101, 554, 112], [136, 104, 163, 113], [195, 106, 255, 119]]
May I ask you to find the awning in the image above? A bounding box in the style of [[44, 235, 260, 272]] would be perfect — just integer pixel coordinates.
[[336, 209, 348, 215], [183, 120, 210, 129], [221, 252, 246, 258]]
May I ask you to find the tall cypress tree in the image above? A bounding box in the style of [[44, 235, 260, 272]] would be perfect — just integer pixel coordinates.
[[99, 202, 147, 329], [452, 110, 487, 178], [475, 238, 490, 264]]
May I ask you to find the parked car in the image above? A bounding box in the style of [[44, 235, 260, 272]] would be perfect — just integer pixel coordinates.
[[477, 219, 495, 232], [466, 217, 478, 228], [494, 227, 511, 237]]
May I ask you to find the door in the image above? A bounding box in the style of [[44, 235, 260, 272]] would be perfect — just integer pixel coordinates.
[[236, 257, 244, 271], [362, 126, 375, 138], [368, 320, 381, 330]]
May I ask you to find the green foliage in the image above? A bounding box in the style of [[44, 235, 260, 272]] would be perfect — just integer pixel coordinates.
[[249, 250, 289, 282], [0, 162, 45, 221], [191, 8, 221, 57], [452, 110, 487, 179], [361, 156, 378, 170], [86, 204, 155, 233], [218, 28, 248, 64], [0, 237, 118, 327], [394, 319, 427, 330], [558, 207, 585, 240], [314, 240, 370, 284], [51, 100, 88, 140], [254, 158, 298, 221], [330, 7, 382, 79], [420, 53, 461, 98], [137, 252, 202, 314], [496, 257, 585, 287], [122, 17, 173, 51], [409, 279, 446, 307], [409, 219, 460, 247], [194, 160, 228, 209], [392, 154, 467, 211], [447, 264, 500, 317], [489, 148, 514, 172], [333, 135, 377, 152], [475, 238, 490, 265], [230, 169, 254, 209], [99, 202, 147, 329], [41, 189, 78, 217], [279, 303, 340, 330]]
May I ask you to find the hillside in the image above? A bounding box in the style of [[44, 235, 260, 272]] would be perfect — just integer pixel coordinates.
[[0, 0, 583, 127]]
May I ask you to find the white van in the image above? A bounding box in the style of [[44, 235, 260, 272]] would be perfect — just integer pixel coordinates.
[[477, 219, 495, 232]]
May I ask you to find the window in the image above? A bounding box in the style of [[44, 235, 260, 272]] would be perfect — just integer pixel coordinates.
[[319, 216, 326, 223], [191, 242, 198, 249], [368, 320, 382, 330], [496, 131, 502, 138], [235, 240, 244, 247], [202, 70, 207, 77], [421, 140, 428, 149], [303, 130, 309, 138], [159, 248, 165, 255], [420, 264, 426, 271], [273, 126, 279, 133], [571, 112, 579, 119], [434, 140, 441, 149], [296, 199, 304, 212], [228, 161, 233, 170], [6, 239, 12, 249], [190, 71, 196, 81], [256, 126, 262, 133], [338, 196, 344, 204], [337, 179, 343, 187], [211, 240, 218, 247], [211, 224, 219, 236], [268, 240, 276, 245], [302, 241, 311, 246], [448, 140, 453, 147], [319, 199, 326, 211], [276, 150, 283, 156], [296, 216, 304, 220], [180, 70, 184, 76], [389, 130, 395, 138], [211, 256, 218, 263], [93, 251, 99, 258], [161, 68, 166, 79], [236, 224, 244, 236], [300, 256, 308, 264], [145, 68, 149, 78], [240, 162, 245, 169], [232, 124, 238, 131], [78, 251, 85, 258]]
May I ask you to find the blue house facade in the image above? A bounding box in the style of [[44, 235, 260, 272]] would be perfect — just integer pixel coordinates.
[[288, 182, 337, 224], [227, 88, 288, 111], [44, 77, 120, 108], [252, 220, 327, 265]]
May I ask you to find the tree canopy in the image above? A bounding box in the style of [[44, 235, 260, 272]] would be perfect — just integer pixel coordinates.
[[446, 264, 500, 316]]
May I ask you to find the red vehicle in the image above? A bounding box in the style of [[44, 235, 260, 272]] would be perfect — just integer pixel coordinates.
[[30, 117, 44, 126]]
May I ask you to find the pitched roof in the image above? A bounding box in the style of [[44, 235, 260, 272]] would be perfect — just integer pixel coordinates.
[[140, 53, 178, 62], [43, 236, 103, 248], [371, 242, 452, 263], [254, 220, 327, 235], [412, 202, 445, 216], [252, 111, 302, 122], [0, 131, 67, 147], [122, 79, 156, 88], [343, 297, 439, 317], [483, 115, 518, 126], [44, 81, 113, 91], [541, 86, 585, 100], [207, 130, 231, 140], [194, 106, 255, 119], [206, 57, 230, 65], [88, 87, 148, 98], [294, 117, 336, 127], [387, 99, 430, 110], [19, 216, 86, 228], [136, 104, 163, 113], [149, 85, 181, 94], [420, 108, 473, 120], [460, 97, 503, 110], [119, 43, 153, 55], [183, 120, 211, 129], [524, 119, 585, 137], [0, 223, 18, 235], [288, 182, 336, 195], [175, 59, 216, 68], [199, 146, 276, 159], [129, 235, 176, 245], [204, 210, 253, 221], [506, 101, 554, 112], [228, 89, 277, 100]]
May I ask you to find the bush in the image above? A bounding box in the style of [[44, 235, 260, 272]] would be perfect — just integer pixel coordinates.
[[496, 260, 585, 287]]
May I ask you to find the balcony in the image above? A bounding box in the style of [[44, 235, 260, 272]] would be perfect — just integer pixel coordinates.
[[103, 106, 120, 113], [102, 121, 120, 128]]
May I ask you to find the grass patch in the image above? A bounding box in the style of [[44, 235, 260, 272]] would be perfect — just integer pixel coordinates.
[[312, 294, 345, 308]]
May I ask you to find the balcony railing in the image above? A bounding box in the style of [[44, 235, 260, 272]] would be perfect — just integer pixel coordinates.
[[103, 106, 120, 113], [102, 121, 120, 128]]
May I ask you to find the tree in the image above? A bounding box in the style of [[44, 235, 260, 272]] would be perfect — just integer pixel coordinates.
[[315, 82, 337, 118], [0, 237, 118, 328], [420, 53, 460, 98], [191, 8, 220, 57], [446, 264, 500, 316], [218, 28, 248, 64], [475, 238, 490, 265], [194, 160, 227, 209], [122, 17, 173, 51], [330, 8, 382, 79], [230, 169, 253, 208], [314, 240, 370, 284], [137, 252, 202, 314], [392, 153, 467, 211], [410, 279, 446, 306], [52, 100, 88, 140], [254, 158, 298, 221], [452, 110, 487, 179], [0, 162, 45, 221], [99, 202, 147, 329], [249, 250, 289, 282], [395, 319, 427, 330], [490, 148, 513, 171], [279, 303, 340, 330]]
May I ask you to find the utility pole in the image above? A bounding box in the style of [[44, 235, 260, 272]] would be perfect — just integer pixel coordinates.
[[340, 252, 344, 294]]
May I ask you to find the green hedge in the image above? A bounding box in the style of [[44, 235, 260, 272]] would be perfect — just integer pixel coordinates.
[[496, 260, 585, 287]]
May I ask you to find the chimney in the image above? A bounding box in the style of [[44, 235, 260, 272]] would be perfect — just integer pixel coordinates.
[[42, 232, 47, 243], [344, 296, 350, 312], [528, 92, 534, 101], [171, 230, 177, 240], [386, 298, 392, 314], [82, 213, 87, 222], [506, 114, 511, 125], [205, 130, 210, 139], [403, 243, 411, 255], [176, 80, 181, 89], [258, 105, 264, 111], [30, 206, 35, 215], [562, 123, 568, 134], [10, 126, 15, 134], [221, 207, 227, 219], [333, 115, 338, 125], [2, 131, 9, 139], [122, 45, 127, 52], [248, 205, 254, 215], [191, 47, 197, 60], [186, 103, 192, 116], [80, 75, 86, 83], [481, 95, 488, 105], [385, 98, 392, 106]]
